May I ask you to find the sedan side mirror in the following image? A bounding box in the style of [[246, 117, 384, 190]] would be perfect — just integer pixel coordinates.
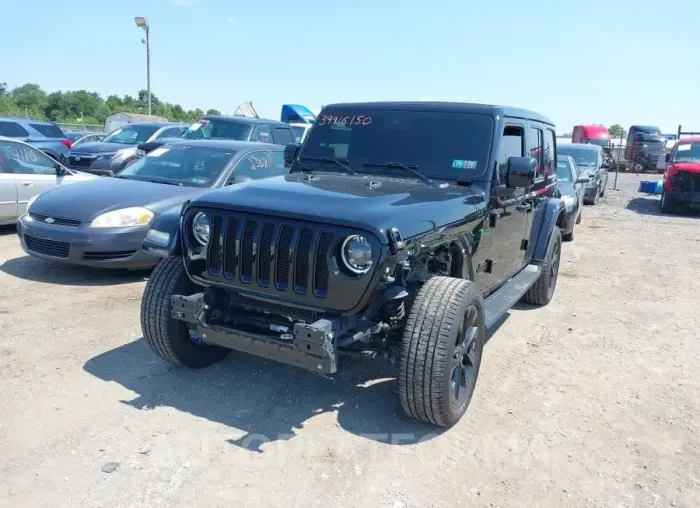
[[55, 163, 67, 176], [284, 143, 301, 168], [601, 162, 610, 169], [575, 176, 591, 184], [506, 156, 537, 188]]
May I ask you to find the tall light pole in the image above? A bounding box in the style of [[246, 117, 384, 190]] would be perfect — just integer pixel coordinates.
[[134, 16, 151, 115]]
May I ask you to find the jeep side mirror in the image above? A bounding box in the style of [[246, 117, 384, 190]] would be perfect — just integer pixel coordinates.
[[284, 143, 301, 168], [665, 153, 670, 162], [506, 156, 537, 188]]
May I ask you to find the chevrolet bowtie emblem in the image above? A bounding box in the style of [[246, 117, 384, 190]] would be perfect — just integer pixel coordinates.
[[44, 217, 55, 224]]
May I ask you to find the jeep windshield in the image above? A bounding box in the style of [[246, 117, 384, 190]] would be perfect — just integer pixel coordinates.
[[117, 145, 236, 187], [587, 139, 610, 147], [297, 110, 494, 180], [672, 142, 700, 162], [184, 119, 252, 141], [557, 147, 598, 168]]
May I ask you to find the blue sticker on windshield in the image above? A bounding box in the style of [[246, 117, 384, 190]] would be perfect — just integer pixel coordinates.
[[452, 159, 477, 169]]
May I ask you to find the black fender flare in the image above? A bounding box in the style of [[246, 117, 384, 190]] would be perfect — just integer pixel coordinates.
[[527, 197, 565, 263], [141, 204, 186, 258]]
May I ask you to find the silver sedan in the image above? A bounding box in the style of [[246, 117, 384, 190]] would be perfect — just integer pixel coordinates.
[[0, 136, 97, 225]]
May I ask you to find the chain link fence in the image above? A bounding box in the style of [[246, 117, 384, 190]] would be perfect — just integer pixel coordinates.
[[56, 123, 104, 133]]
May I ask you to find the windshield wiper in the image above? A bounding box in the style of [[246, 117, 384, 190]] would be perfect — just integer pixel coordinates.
[[300, 156, 358, 175], [363, 161, 434, 185], [149, 178, 183, 186]]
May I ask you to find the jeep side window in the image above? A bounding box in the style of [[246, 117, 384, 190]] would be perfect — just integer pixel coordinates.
[[496, 125, 524, 185], [528, 126, 544, 179], [229, 151, 272, 183], [251, 125, 273, 143], [544, 128, 556, 176]]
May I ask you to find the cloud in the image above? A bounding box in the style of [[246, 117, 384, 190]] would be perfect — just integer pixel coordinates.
[[226, 17, 235, 25], [170, 0, 199, 6]]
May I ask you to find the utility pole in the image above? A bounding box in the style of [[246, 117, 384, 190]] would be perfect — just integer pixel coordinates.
[[134, 17, 151, 115]]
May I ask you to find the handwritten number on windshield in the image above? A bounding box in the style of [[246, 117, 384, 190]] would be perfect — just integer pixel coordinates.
[[317, 115, 372, 127]]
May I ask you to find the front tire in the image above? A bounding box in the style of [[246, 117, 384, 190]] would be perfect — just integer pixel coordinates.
[[660, 191, 675, 214], [399, 277, 485, 427], [141, 257, 229, 368], [522, 228, 562, 306]]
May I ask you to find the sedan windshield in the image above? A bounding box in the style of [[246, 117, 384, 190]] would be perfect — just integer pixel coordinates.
[[672, 143, 700, 162], [297, 110, 494, 180], [558, 147, 598, 168], [117, 145, 237, 187], [103, 125, 160, 145], [184, 119, 252, 141], [555, 160, 573, 182]]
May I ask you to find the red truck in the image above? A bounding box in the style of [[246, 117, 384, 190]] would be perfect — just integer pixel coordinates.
[[661, 137, 700, 213], [572, 125, 611, 147]]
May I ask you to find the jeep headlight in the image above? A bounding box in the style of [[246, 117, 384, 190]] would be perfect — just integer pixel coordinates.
[[90, 207, 154, 228], [341, 235, 373, 274], [192, 212, 210, 245]]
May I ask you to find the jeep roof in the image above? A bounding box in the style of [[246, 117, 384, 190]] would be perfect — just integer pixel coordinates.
[[322, 101, 554, 125]]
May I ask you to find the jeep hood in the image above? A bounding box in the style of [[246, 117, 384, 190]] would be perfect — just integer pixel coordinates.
[[192, 172, 485, 241]]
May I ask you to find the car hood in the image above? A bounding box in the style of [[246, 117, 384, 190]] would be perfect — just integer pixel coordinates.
[[192, 172, 485, 241], [69, 142, 133, 154], [31, 177, 204, 222], [669, 162, 700, 173]]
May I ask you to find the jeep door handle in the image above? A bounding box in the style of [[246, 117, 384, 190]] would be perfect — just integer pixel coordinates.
[[21, 182, 33, 187], [516, 203, 531, 212]]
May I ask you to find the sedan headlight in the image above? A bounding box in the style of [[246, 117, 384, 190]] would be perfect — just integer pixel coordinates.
[[192, 212, 210, 245], [561, 195, 576, 207], [95, 152, 116, 161], [341, 235, 373, 274], [114, 148, 136, 159], [90, 207, 154, 228]]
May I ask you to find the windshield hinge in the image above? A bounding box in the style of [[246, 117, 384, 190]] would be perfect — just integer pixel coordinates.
[[387, 227, 405, 254]]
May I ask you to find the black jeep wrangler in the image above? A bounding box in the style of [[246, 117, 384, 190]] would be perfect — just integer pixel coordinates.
[[140, 102, 565, 427]]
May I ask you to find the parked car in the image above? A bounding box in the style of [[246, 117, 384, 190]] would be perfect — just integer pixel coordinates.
[[132, 116, 298, 163], [0, 137, 97, 225], [140, 101, 566, 428], [557, 143, 608, 204], [0, 117, 72, 163], [660, 138, 700, 214], [64, 131, 106, 147], [17, 140, 288, 268], [555, 155, 590, 241], [65, 122, 188, 176], [625, 125, 666, 172]]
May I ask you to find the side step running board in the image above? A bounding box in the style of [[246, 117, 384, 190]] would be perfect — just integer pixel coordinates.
[[484, 264, 542, 329]]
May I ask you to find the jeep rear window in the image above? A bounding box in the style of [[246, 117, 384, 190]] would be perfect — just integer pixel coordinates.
[[29, 123, 64, 138], [298, 111, 494, 180]]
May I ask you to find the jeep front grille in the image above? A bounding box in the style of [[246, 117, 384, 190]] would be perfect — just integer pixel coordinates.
[[203, 213, 336, 298]]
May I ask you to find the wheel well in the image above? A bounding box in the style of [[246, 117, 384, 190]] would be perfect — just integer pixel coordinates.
[[555, 209, 565, 228], [40, 149, 59, 160]]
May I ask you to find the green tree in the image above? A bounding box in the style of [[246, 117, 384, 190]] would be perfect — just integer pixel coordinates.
[[609, 124, 625, 138], [206, 108, 221, 115], [11, 83, 47, 111]]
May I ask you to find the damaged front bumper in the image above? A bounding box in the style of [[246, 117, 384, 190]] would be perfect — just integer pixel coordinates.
[[171, 293, 339, 374]]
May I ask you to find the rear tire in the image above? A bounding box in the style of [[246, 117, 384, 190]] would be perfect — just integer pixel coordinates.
[[399, 277, 485, 427], [562, 228, 574, 242], [522, 228, 562, 306], [141, 257, 229, 368]]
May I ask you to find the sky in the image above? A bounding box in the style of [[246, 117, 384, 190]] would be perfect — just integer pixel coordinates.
[[2, 0, 699, 134]]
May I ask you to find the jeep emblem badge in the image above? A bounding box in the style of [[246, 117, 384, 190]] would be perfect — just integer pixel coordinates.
[[44, 217, 55, 224]]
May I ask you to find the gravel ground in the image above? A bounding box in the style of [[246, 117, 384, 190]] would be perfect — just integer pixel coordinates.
[[0, 173, 698, 508]]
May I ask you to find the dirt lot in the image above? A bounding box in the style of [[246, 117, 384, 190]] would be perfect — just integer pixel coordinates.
[[0, 173, 698, 508]]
